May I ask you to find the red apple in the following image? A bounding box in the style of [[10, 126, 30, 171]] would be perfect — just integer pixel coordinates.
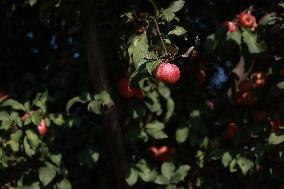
[[226, 122, 238, 141], [238, 13, 256, 28], [238, 80, 252, 93], [154, 63, 180, 84], [236, 92, 256, 106], [270, 120, 284, 133], [133, 88, 144, 99], [117, 78, 135, 98], [38, 119, 47, 136], [223, 21, 237, 32], [253, 111, 268, 121], [148, 146, 169, 161]]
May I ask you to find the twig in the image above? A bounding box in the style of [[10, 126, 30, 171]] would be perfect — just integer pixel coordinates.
[[153, 17, 169, 56]]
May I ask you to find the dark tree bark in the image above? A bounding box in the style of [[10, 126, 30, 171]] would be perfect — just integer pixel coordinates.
[[80, 1, 127, 189]]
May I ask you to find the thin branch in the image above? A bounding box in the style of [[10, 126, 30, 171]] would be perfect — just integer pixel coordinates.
[[153, 17, 169, 56]]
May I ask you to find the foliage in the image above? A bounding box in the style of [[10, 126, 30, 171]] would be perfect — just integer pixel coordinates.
[[0, 0, 284, 188]]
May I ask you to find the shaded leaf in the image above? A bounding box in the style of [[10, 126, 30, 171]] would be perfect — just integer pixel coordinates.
[[242, 30, 267, 53], [175, 127, 189, 143], [236, 156, 254, 175], [222, 152, 232, 167], [268, 133, 284, 145], [161, 162, 175, 180], [55, 179, 72, 189], [126, 168, 138, 186], [39, 166, 56, 186]]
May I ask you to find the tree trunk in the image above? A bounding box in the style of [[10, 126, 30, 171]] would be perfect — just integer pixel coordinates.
[[80, 1, 127, 189]]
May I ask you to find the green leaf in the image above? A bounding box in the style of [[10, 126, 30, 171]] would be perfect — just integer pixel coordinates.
[[32, 91, 49, 113], [166, 185, 177, 189], [126, 168, 138, 186], [48, 113, 65, 126], [77, 148, 99, 168], [161, 162, 175, 180], [0, 111, 9, 121], [129, 59, 148, 87], [49, 154, 62, 166], [8, 130, 23, 152], [242, 29, 267, 53], [204, 33, 218, 54], [268, 133, 284, 145], [236, 156, 254, 175], [161, 9, 176, 22], [0, 99, 26, 111], [158, 82, 175, 121], [222, 152, 232, 167], [10, 112, 22, 127], [209, 149, 225, 160], [168, 26, 187, 36], [28, 0, 37, 6], [175, 127, 189, 143], [87, 100, 101, 114], [227, 31, 242, 45], [29, 182, 41, 189], [31, 111, 41, 125], [136, 159, 157, 182], [39, 166, 57, 186], [88, 91, 111, 114], [259, 13, 277, 25], [24, 137, 35, 157], [94, 91, 111, 106], [55, 179, 72, 189], [276, 81, 284, 89], [26, 130, 40, 149], [66, 93, 91, 112], [128, 33, 149, 67], [229, 159, 237, 173], [166, 0, 185, 13], [145, 120, 168, 139], [155, 175, 170, 185], [146, 59, 160, 75], [173, 165, 190, 182]]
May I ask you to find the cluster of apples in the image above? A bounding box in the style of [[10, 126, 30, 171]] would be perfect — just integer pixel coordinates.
[[223, 12, 257, 32], [236, 72, 266, 106]]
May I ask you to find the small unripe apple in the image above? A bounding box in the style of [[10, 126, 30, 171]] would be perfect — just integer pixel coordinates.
[[38, 119, 47, 136], [117, 78, 135, 98], [223, 21, 237, 32], [226, 122, 238, 141], [154, 63, 180, 84], [238, 13, 256, 28]]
